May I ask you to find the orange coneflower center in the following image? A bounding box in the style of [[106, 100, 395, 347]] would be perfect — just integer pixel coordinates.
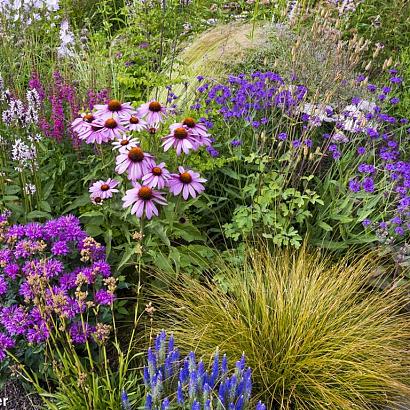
[[148, 101, 162, 112], [152, 167, 162, 176], [105, 118, 118, 129], [179, 172, 192, 184], [129, 116, 140, 124], [83, 114, 95, 123], [182, 117, 196, 128], [128, 147, 145, 162], [138, 186, 153, 200], [120, 139, 129, 146], [108, 99, 122, 112], [101, 184, 110, 191], [174, 127, 188, 140]]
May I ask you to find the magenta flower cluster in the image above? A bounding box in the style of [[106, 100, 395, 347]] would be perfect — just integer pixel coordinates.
[[71, 99, 209, 220], [0, 211, 116, 361], [27, 71, 110, 147]]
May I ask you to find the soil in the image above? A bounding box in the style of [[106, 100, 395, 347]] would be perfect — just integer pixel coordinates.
[[0, 379, 43, 409]]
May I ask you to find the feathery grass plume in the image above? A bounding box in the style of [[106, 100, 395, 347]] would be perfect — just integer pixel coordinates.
[[155, 21, 271, 104], [148, 244, 410, 409]]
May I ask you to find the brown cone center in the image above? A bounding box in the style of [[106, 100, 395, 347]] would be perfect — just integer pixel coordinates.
[[83, 114, 95, 123], [128, 147, 145, 162], [130, 116, 140, 124], [138, 186, 153, 200], [179, 172, 192, 184], [182, 117, 196, 128], [148, 101, 162, 112], [152, 167, 162, 176], [101, 184, 110, 191], [174, 127, 188, 140], [105, 118, 118, 129], [108, 99, 122, 112]]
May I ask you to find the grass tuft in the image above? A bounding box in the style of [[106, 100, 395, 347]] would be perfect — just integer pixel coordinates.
[[149, 245, 410, 409]]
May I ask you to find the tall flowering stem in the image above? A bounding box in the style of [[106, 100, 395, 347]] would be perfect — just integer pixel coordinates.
[[142, 331, 265, 409]]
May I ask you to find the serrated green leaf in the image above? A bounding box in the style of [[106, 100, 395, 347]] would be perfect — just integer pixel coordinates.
[[26, 210, 51, 220]]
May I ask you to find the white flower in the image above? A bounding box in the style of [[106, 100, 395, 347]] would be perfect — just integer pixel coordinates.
[[57, 19, 75, 58], [24, 183, 36, 195], [11, 138, 37, 171]]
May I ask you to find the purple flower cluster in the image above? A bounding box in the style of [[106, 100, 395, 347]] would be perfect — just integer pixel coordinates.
[[196, 69, 409, 244], [196, 72, 306, 126], [0, 212, 116, 361], [344, 73, 409, 239], [143, 331, 266, 410]]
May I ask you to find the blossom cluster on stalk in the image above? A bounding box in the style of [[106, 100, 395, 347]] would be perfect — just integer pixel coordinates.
[[195, 70, 409, 246], [141, 331, 266, 410], [0, 0, 59, 23], [0, 71, 109, 147], [0, 211, 116, 362], [0, 77, 40, 128], [71, 98, 208, 220]]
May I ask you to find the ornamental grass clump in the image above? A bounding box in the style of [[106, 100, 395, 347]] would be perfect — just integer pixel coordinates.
[[141, 330, 266, 410], [149, 245, 410, 409], [0, 210, 117, 373]]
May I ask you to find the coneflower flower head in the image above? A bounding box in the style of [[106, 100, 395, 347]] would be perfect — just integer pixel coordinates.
[[137, 100, 167, 126]]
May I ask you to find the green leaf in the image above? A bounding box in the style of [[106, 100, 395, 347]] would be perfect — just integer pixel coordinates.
[[172, 223, 205, 242], [104, 229, 113, 256], [40, 201, 52, 213], [63, 194, 90, 213], [4, 185, 20, 195], [318, 221, 333, 232], [150, 223, 171, 246], [2, 195, 19, 202], [117, 245, 136, 271], [220, 168, 240, 180], [117, 307, 129, 315], [26, 210, 51, 220], [80, 210, 104, 218], [85, 225, 104, 237]]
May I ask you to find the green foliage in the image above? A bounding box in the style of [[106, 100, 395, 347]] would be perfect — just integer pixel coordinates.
[[13, 307, 143, 410], [223, 167, 323, 248], [150, 244, 410, 408]]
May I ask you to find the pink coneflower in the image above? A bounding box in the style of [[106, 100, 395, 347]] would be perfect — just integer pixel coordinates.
[[173, 117, 209, 137], [141, 162, 171, 189], [168, 167, 207, 200], [112, 135, 140, 151], [89, 178, 119, 199], [162, 125, 199, 156], [137, 100, 167, 125], [78, 123, 106, 144], [122, 182, 167, 220], [83, 117, 126, 142], [90, 194, 104, 205], [115, 146, 155, 180], [94, 99, 135, 120], [122, 115, 148, 132], [71, 113, 96, 135]]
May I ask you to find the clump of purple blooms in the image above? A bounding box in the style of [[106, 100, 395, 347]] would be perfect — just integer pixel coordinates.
[[142, 331, 266, 410], [0, 210, 116, 362], [196, 70, 409, 246]]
